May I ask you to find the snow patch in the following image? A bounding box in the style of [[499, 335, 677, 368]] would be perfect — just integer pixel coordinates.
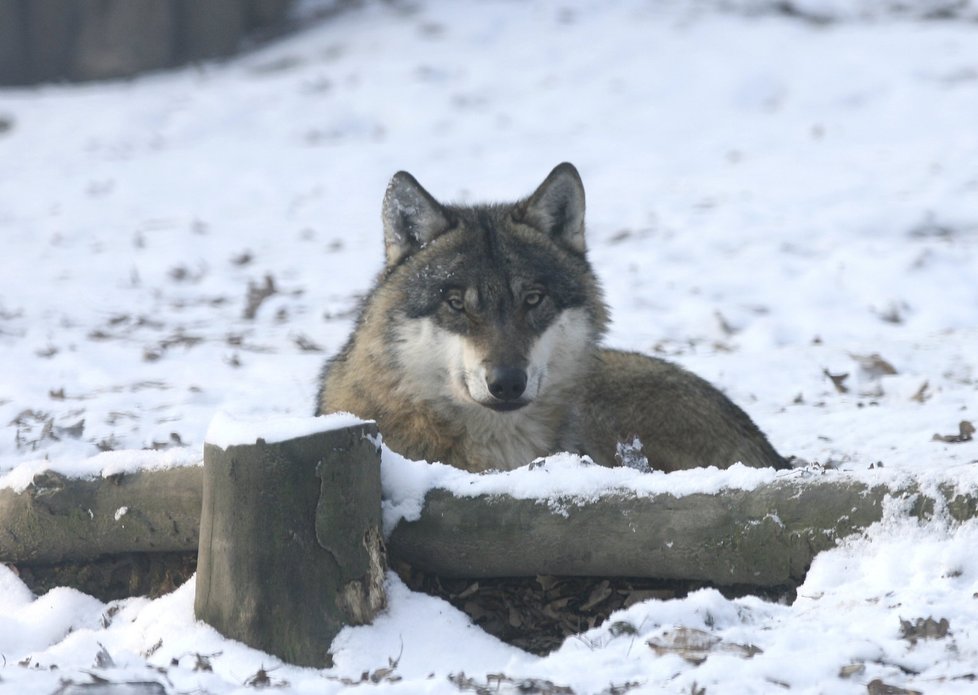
[[380, 446, 785, 535]]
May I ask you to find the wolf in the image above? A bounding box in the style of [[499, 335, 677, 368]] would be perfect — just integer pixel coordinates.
[[316, 163, 788, 473]]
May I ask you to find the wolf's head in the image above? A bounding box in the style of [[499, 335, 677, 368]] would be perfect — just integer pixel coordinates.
[[377, 163, 608, 414]]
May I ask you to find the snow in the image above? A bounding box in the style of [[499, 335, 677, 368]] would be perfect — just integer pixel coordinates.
[[0, 445, 201, 493], [2, 0, 978, 692], [380, 449, 788, 533], [203, 410, 368, 449]]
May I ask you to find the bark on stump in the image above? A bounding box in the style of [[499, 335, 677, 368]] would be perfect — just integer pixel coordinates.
[[194, 423, 386, 668]]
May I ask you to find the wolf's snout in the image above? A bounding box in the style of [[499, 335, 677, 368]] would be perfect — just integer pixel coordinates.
[[487, 367, 528, 402]]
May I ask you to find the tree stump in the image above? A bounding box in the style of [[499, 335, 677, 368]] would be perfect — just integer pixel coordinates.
[[194, 422, 385, 668]]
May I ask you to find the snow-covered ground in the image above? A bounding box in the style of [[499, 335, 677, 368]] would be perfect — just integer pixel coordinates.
[[1, 0, 977, 692]]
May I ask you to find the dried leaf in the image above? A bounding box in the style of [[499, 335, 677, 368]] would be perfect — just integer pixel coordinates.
[[608, 621, 638, 637], [244, 274, 277, 320], [647, 627, 762, 664], [231, 250, 253, 266], [57, 419, 85, 439], [370, 667, 395, 683], [932, 421, 975, 444], [293, 334, 324, 352], [900, 616, 950, 644], [839, 663, 865, 678], [850, 352, 898, 377], [867, 679, 922, 695], [93, 644, 115, 668], [245, 667, 272, 687], [581, 580, 612, 611], [822, 368, 849, 394], [910, 381, 929, 403]]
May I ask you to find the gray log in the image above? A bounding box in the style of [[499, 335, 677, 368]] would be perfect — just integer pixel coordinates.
[[0, 467, 202, 564], [2, 439, 975, 596], [388, 477, 972, 587], [194, 424, 386, 668]]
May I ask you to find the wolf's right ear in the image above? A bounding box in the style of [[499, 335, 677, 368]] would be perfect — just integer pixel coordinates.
[[515, 162, 586, 254], [382, 171, 452, 267]]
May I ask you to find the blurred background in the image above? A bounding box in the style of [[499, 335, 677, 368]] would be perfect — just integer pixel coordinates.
[[0, 0, 296, 85], [1, 0, 976, 476]]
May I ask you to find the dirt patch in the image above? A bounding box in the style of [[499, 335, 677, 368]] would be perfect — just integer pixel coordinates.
[[395, 562, 794, 654], [11, 551, 197, 602]]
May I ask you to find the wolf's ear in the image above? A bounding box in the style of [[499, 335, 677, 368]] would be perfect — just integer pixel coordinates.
[[382, 171, 452, 267], [516, 162, 586, 254]]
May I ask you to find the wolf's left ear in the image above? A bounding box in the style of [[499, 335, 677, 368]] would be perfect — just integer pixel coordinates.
[[382, 171, 452, 267], [515, 162, 586, 254]]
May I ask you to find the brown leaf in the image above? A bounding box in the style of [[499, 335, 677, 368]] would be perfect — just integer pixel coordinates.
[[850, 352, 898, 377], [900, 616, 950, 644], [243, 275, 277, 320], [823, 368, 849, 394], [839, 663, 865, 678], [293, 334, 324, 352], [231, 250, 253, 266], [647, 627, 762, 664], [581, 580, 612, 612], [910, 381, 929, 403], [932, 421, 975, 444], [867, 679, 922, 695]]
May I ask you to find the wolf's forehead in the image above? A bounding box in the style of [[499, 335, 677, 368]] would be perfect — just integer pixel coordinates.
[[423, 237, 550, 288], [421, 254, 529, 292]]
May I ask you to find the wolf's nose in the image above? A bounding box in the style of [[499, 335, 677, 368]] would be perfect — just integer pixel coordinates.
[[487, 367, 527, 401]]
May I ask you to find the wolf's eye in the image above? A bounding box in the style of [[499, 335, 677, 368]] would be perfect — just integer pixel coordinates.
[[445, 294, 465, 312], [524, 291, 544, 308]]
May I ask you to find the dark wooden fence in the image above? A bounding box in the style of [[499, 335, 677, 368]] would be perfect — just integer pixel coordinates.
[[0, 0, 293, 86]]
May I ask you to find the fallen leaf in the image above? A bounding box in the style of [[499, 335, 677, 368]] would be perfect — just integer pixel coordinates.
[[867, 678, 922, 695], [910, 381, 929, 403], [823, 368, 849, 394], [647, 627, 762, 664], [850, 352, 898, 377], [900, 616, 950, 644], [932, 421, 975, 444]]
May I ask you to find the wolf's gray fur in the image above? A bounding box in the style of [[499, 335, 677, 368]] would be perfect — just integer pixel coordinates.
[[316, 163, 787, 473]]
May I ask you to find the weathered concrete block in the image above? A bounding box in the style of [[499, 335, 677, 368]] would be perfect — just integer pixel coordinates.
[[194, 422, 386, 668]]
